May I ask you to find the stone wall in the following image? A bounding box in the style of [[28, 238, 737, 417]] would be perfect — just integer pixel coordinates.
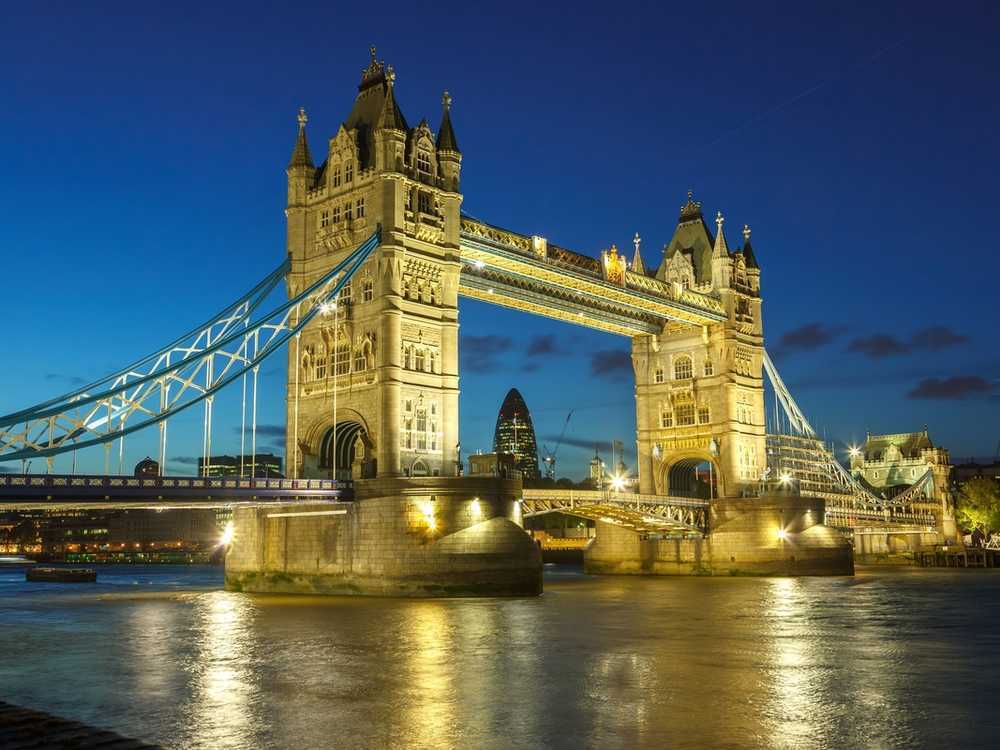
[[225, 476, 542, 597], [585, 494, 854, 576]]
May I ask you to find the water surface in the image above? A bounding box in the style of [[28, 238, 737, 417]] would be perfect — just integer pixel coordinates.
[[1, 564, 997, 749]]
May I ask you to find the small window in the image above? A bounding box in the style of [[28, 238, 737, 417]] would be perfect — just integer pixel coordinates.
[[698, 406, 710, 424], [339, 282, 351, 304], [345, 162, 354, 182], [316, 354, 327, 379], [344, 202, 352, 221], [357, 196, 365, 218], [405, 399, 413, 412], [415, 349, 426, 372], [418, 192, 431, 214], [363, 279, 374, 302], [319, 210, 330, 228], [660, 411, 673, 428], [354, 347, 366, 372], [704, 360, 714, 376], [332, 167, 341, 188], [332, 205, 341, 223], [403, 346, 412, 370], [674, 357, 693, 380], [654, 368, 664, 384], [417, 151, 431, 176], [335, 344, 351, 376]]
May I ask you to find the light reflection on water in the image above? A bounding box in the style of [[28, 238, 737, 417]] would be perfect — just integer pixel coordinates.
[[1, 565, 999, 749]]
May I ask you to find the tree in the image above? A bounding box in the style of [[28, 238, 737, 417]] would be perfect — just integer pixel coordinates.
[[956, 478, 1000, 537]]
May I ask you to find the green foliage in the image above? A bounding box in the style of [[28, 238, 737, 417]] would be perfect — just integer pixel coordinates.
[[956, 477, 1000, 534]]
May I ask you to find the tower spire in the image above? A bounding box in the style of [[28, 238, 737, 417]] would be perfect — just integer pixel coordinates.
[[712, 210, 729, 257], [631, 231, 647, 274], [436, 90, 460, 153], [288, 106, 314, 169], [742, 223, 759, 270]]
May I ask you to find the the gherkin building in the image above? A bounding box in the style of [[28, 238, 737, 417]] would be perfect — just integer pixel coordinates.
[[492, 388, 540, 479]]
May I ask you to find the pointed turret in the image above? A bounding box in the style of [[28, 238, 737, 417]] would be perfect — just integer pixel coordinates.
[[288, 107, 314, 169], [376, 66, 408, 132], [631, 232, 647, 274], [436, 91, 460, 153], [742, 224, 759, 270], [712, 210, 730, 258], [656, 190, 715, 285]]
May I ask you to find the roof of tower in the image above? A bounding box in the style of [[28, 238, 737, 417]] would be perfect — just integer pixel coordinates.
[[631, 232, 647, 275], [656, 190, 716, 284], [376, 68, 409, 132], [288, 107, 314, 170], [742, 224, 759, 270], [712, 211, 730, 258], [436, 91, 460, 153], [862, 429, 934, 459], [338, 47, 409, 169]]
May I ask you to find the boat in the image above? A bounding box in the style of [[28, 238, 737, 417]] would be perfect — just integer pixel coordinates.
[[26, 567, 97, 583]]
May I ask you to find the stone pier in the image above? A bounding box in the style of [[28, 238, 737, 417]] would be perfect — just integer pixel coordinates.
[[585, 494, 854, 576], [225, 477, 542, 597]]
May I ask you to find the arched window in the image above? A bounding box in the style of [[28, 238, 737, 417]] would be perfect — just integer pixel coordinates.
[[660, 408, 673, 428], [403, 345, 412, 370], [429, 351, 437, 374], [417, 151, 431, 177], [315, 346, 327, 379], [335, 343, 351, 376], [698, 405, 710, 424], [703, 360, 714, 376], [332, 166, 342, 188], [339, 282, 351, 305], [363, 279, 374, 302], [415, 348, 426, 372], [345, 162, 354, 182], [674, 356, 693, 380], [654, 368, 664, 384], [354, 345, 366, 372], [415, 409, 428, 450], [676, 403, 695, 426]]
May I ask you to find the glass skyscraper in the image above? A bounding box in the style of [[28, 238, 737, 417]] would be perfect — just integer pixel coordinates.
[[492, 388, 541, 479]]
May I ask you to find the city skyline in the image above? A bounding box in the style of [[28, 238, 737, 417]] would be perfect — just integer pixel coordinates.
[[2, 2, 998, 479]]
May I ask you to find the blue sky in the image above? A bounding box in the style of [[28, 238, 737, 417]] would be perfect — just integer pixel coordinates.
[[1, 1, 998, 477]]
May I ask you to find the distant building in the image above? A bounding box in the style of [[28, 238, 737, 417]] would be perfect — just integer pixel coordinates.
[[849, 429, 951, 496], [134, 456, 159, 477], [198, 453, 283, 478], [492, 389, 540, 479], [468, 451, 516, 478], [953, 459, 1000, 487]]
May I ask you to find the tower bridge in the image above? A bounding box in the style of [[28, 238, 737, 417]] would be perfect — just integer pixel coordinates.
[[0, 49, 958, 588]]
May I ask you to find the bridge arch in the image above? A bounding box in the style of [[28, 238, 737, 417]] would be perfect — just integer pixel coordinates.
[[303, 409, 375, 480], [659, 452, 724, 499]]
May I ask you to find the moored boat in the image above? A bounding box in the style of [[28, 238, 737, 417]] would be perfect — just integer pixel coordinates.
[[26, 567, 97, 583]]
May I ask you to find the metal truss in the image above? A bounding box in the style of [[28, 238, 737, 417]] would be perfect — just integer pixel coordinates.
[[0, 228, 381, 463], [521, 489, 708, 535]]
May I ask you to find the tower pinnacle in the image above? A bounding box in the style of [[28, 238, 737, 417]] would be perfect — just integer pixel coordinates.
[[713, 210, 729, 257], [288, 106, 313, 169], [436, 89, 460, 153], [631, 231, 647, 274]]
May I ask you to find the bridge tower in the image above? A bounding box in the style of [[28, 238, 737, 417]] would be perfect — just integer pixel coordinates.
[[632, 194, 765, 498], [285, 49, 462, 480]]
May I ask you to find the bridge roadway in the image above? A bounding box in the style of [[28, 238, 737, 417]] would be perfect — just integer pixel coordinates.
[[0, 473, 353, 509]]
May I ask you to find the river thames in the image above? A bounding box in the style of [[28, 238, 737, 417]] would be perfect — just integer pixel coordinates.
[[1, 564, 998, 749]]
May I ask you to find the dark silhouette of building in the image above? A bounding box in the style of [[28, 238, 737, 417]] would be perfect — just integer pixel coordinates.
[[134, 456, 159, 477], [198, 453, 283, 478], [492, 388, 540, 479]]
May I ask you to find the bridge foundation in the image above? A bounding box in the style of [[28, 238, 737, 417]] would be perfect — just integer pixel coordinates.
[[224, 476, 542, 597], [584, 494, 853, 576]]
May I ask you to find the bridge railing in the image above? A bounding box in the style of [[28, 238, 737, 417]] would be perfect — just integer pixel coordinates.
[[520, 488, 711, 508], [0, 473, 350, 493]]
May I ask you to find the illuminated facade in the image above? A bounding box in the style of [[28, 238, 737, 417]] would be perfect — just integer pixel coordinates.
[[492, 388, 540, 479]]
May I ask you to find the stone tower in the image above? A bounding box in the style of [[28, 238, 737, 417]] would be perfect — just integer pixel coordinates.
[[632, 194, 765, 498], [285, 49, 462, 480]]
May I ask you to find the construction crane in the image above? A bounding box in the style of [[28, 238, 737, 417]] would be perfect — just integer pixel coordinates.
[[541, 410, 573, 480]]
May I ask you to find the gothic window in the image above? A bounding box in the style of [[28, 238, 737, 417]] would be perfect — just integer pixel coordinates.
[[660, 408, 673, 428], [405, 398, 413, 412], [698, 405, 710, 424], [332, 204, 341, 223], [416, 409, 427, 450], [357, 196, 365, 218], [332, 167, 341, 188], [429, 351, 437, 374], [676, 404, 695, 426], [315, 347, 327, 379], [403, 345, 412, 370], [403, 418, 413, 449], [335, 343, 351, 376], [415, 348, 426, 372], [418, 191, 431, 214], [654, 368, 664, 384], [339, 282, 351, 305], [345, 162, 354, 182], [430, 403, 436, 416], [319, 210, 330, 228], [417, 151, 431, 177], [344, 202, 352, 221], [363, 279, 374, 302], [674, 356, 693, 380], [704, 360, 714, 376], [301, 350, 312, 381], [430, 421, 438, 451], [428, 283, 437, 305], [405, 189, 413, 211], [354, 345, 366, 372]]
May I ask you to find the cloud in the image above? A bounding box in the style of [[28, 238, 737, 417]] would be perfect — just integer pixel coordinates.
[[521, 362, 541, 373], [907, 376, 995, 400], [45, 373, 87, 386], [910, 326, 968, 350], [847, 334, 909, 358], [541, 435, 611, 453], [590, 349, 632, 378], [526, 334, 565, 357], [170, 456, 200, 465], [232, 423, 285, 438], [773, 322, 844, 356], [462, 335, 513, 373]]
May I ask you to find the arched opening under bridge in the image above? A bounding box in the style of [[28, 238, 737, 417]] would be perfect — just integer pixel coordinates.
[[666, 457, 719, 499], [319, 421, 373, 480]]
